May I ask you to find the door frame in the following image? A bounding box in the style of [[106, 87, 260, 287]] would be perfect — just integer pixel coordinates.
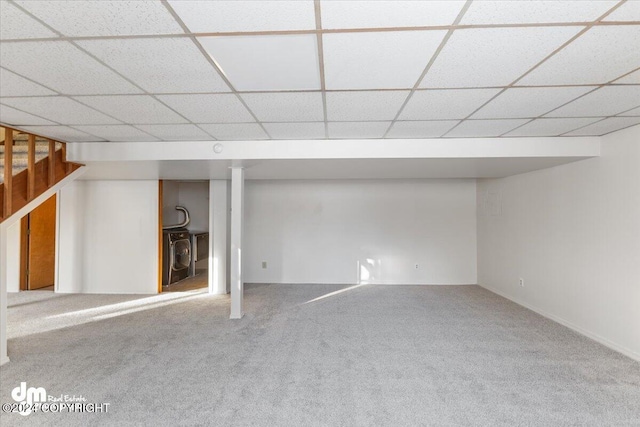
[[19, 192, 59, 291]]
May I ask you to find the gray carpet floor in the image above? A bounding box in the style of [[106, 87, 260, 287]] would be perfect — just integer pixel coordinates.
[[1, 284, 639, 426]]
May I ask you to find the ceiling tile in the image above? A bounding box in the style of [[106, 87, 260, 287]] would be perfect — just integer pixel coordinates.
[[78, 38, 230, 93], [240, 92, 324, 122], [0, 68, 56, 97], [0, 2, 59, 40], [262, 122, 325, 139], [1, 97, 121, 124], [386, 120, 459, 138], [399, 89, 500, 120], [198, 123, 269, 140], [156, 94, 254, 123], [603, 1, 640, 21], [545, 86, 640, 117], [0, 42, 142, 95], [18, 126, 103, 142], [618, 106, 640, 116], [505, 118, 600, 137], [519, 26, 640, 86], [461, 1, 617, 24], [321, 1, 465, 29], [16, 0, 183, 37], [136, 124, 211, 141], [421, 27, 581, 88], [327, 121, 390, 139], [564, 117, 640, 136], [74, 125, 159, 142], [324, 30, 447, 90], [168, 0, 316, 32], [73, 95, 188, 124], [445, 119, 529, 137], [326, 91, 409, 121], [614, 69, 640, 84], [198, 35, 320, 91], [472, 86, 596, 119], [0, 104, 56, 126]]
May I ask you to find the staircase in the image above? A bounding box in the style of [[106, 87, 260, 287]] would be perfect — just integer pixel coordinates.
[[0, 133, 60, 184], [1, 126, 82, 223]]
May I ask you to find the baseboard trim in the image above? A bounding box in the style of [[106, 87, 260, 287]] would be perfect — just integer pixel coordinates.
[[479, 283, 640, 362], [245, 282, 477, 286], [1, 356, 9, 366]]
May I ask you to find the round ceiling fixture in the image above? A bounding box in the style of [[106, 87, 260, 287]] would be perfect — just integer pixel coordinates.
[[213, 143, 224, 154]]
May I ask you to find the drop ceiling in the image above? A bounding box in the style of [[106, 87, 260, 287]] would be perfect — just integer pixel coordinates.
[[0, 0, 638, 143]]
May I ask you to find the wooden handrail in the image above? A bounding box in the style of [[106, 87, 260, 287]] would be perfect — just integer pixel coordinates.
[[1, 126, 84, 224], [48, 139, 55, 186], [61, 143, 72, 174]]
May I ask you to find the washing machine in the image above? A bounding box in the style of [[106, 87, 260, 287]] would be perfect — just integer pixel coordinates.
[[162, 229, 191, 287]]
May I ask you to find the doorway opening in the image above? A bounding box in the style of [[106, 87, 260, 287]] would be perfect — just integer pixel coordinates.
[[159, 180, 210, 293], [20, 193, 57, 291]]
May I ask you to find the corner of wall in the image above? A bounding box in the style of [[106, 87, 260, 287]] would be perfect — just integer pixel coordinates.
[[475, 125, 640, 361]]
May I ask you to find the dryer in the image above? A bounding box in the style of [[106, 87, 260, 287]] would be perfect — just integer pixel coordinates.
[[189, 232, 209, 277], [162, 229, 191, 287]]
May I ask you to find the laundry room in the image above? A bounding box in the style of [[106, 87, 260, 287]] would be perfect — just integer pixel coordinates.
[[161, 180, 210, 292]]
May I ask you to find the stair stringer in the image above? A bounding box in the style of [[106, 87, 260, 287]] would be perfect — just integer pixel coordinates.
[[0, 165, 86, 365]]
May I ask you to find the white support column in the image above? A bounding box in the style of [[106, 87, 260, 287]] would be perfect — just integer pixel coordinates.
[[0, 224, 10, 365], [230, 168, 244, 319], [209, 180, 229, 295]]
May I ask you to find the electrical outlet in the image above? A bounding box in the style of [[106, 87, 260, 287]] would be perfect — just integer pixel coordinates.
[[519, 278, 524, 287], [262, 261, 267, 269], [415, 264, 419, 269]]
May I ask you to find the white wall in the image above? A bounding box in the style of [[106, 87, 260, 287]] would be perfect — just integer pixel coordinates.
[[245, 179, 477, 285], [162, 180, 180, 226], [178, 181, 209, 232], [58, 180, 159, 294], [477, 125, 640, 361]]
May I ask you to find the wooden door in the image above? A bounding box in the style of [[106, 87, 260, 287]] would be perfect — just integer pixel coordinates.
[[26, 194, 57, 289]]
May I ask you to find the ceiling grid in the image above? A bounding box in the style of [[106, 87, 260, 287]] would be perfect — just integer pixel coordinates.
[[4, 0, 211, 142], [442, 0, 632, 137], [160, 0, 273, 139], [382, 0, 474, 138], [313, 0, 329, 139], [0, 0, 638, 142]]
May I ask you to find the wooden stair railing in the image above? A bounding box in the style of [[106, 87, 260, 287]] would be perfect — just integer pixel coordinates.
[[0, 126, 83, 223]]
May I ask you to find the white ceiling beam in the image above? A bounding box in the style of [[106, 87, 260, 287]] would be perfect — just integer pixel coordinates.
[[67, 137, 600, 163]]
